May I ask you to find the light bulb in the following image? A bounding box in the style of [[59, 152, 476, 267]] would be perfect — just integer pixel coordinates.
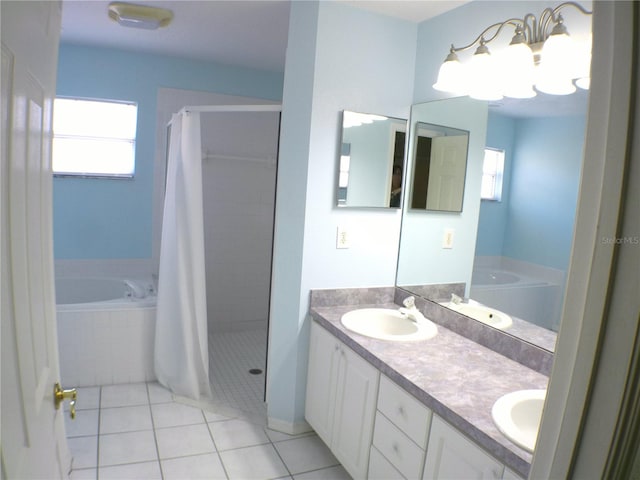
[[502, 42, 536, 99], [536, 23, 576, 95], [468, 44, 502, 101], [433, 52, 468, 95]]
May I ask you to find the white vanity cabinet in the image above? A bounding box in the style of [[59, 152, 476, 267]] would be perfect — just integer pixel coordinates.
[[423, 415, 505, 480], [369, 375, 433, 479], [305, 321, 380, 479]]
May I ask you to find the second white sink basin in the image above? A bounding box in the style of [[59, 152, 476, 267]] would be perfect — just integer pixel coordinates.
[[492, 389, 546, 453], [341, 308, 438, 342]]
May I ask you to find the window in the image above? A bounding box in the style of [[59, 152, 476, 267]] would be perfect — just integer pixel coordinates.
[[53, 98, 138, 178], [337, 142, 350, 204], [481, 148, 505, 201]]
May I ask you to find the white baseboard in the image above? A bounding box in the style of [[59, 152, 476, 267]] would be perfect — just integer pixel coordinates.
[[267, 417, 313, 436]]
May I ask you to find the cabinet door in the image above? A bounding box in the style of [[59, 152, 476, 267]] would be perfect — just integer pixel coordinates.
[[331, 343, 380, 479], [305, 322, 341, 445], [423, 416, 504, 480]]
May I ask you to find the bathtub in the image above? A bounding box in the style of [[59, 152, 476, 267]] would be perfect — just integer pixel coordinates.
[[56, 277, 157, 387], [470, 267, 563, 331]]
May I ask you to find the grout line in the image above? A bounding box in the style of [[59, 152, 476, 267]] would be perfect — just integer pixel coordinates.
[[146, 382, 165, 480], [95, 386, 102, 479], [204, 413, 230, 479], [270, 439, 294, 479]]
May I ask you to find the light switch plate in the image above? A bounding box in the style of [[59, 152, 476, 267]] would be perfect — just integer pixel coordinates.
[[336, 226, 350, 249], [443, 228, 454, 249]]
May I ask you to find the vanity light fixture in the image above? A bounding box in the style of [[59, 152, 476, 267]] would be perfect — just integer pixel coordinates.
[[108, 2, 174, 30], [433, 2, 592, 100]]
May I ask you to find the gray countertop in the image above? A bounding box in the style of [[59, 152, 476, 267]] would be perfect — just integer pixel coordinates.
[[309, 303, 549, 478]]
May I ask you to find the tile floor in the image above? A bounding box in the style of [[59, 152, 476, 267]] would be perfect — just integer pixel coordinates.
[[208, 326, 268, 418], [66, 382, 351, 480]]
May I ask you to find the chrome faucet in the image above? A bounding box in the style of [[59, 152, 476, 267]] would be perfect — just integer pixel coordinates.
[[399, 296, 426, 323], [451, 293, 463, 305], [403, 296, 416, 309]]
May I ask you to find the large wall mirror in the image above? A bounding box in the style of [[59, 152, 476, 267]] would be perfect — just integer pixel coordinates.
[[396, 92, 589, 353], [410, 122, 469, 212], [337, 111, 407, 208]]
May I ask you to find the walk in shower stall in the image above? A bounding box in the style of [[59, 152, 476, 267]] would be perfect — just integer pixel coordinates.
[[156, 105, 281, 418]]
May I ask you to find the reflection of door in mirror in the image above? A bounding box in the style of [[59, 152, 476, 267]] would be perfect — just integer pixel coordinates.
[[426, 136, 468, 211], [389, 130, 406, 207], [409, 121, 469, 212], [336, 111, 407, 209]]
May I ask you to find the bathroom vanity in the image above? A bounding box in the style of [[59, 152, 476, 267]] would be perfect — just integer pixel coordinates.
[[305, 287, 549, 479]]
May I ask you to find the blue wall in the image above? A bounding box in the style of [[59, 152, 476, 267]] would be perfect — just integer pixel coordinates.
[[476, 113, 586, 272], [267, 1, 416, 429], [475, 112, 516, 256], [504, 115, 586, 270], [54, 44, 283, 259]]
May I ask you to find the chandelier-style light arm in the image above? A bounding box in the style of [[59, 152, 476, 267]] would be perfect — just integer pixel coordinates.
[[538, 2, 592, 41], [433, 1, 592, 98], [447, 2, 592, 54], [449, 18, 526, 54]]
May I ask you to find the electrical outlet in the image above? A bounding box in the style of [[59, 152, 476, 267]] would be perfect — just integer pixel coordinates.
[[442, 228, 454, 249], [336, 226, 350, 249]]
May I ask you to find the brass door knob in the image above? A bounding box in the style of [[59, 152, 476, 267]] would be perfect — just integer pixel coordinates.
[[54, 383, 77, 419]]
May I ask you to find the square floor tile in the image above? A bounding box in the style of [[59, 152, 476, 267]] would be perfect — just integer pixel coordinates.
[[99, 461, 162, 480], [161, 453, 227, 480], [65, 409, 99, 437], [156, 424, 216, 459], [273, 436, 338, 475], [204, 409, 233, 423], [264, 427, 314, 443], [67, 436, 98, 469], [101, 383, 149, 408], [147, 382, 173, 404], [209, 418, 270, 451], [293, 465, 351, 480], [219, 444, 289, 480], [100, 405, 152, 434], [99, 430, 158, 466], [71, 387, 100, 411], [69, 467, 96, 480], [151, 402, 205, 428]]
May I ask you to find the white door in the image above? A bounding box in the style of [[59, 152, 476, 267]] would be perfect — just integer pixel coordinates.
[[426, 135, 468, 211], [1, 2, 71, 478], [331, 345, 379, 479], [305, 322, 341, 445], [423, 416, 504, 480]]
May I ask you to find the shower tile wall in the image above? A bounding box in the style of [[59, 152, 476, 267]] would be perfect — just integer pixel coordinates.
[[201, 112, 279, 332]]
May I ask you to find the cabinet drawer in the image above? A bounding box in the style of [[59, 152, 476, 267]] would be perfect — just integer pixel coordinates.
[[377, 375, 431, 448], [373, 411, 425, 480], [369, 445, 405, 480]]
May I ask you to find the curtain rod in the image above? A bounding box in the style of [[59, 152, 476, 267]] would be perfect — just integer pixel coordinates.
[[179, 104, 282, 115]]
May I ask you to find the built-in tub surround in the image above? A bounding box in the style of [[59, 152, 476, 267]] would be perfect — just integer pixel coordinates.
[[56, 276, 157, 386], [309, 287, 548, 477]]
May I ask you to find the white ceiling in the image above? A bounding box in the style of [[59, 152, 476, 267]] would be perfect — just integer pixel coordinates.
[[59, 0, 466, 72], [59, 0, 589, 117]]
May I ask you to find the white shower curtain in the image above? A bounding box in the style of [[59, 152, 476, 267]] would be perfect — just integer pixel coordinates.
[[155, 111, 212, 400]]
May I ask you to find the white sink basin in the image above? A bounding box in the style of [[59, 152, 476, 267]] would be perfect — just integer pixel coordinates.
[[492, 389, 546, 453], [443, 302, 513, 330], [341, 308, 438, 342]]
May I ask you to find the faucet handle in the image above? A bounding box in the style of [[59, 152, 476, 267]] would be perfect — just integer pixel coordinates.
[[451, 293, 463, 305], [402, 296, 415, 308]]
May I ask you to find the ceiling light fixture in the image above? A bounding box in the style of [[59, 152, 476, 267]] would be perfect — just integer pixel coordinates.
[[108, 2, 174, 30], [433, 2, 592, 100]]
